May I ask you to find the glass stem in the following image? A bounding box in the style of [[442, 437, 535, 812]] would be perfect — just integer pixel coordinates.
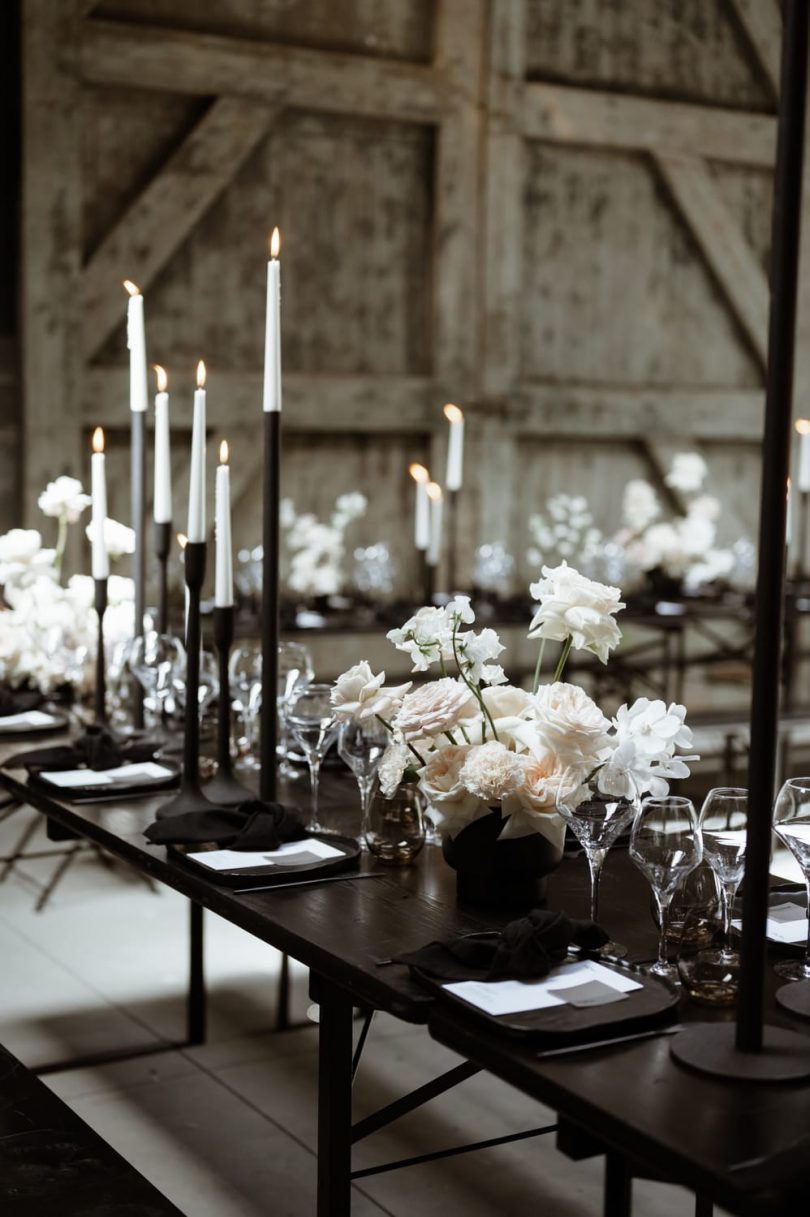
[[804, 876, 810, 976], [720, 881, 737, 957], [655, 891, 672, 971], [359, 778, 373, 837], [587, 850, 606, 924], [309, 755, 322, 829]]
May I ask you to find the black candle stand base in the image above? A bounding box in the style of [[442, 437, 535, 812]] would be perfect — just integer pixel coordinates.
[[775, 979, 810, 1019], [202, 605, 253, 808], [670, 1022, 810, 1081], [203, 768, 253, 808], [156, 781, 219, 821]]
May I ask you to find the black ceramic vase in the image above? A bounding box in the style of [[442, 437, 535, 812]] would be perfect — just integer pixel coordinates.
[[442, 809, 564, 912]]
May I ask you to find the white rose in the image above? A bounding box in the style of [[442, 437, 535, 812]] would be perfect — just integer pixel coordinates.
[[458, 740, 526, 803], [528, 681, 611, 762], [418, 744, 487, 837], [395, 677, 475, 739], [528, 563, 624, 663], [331, 660, 411, 722], [665, 452, 708, 494], [501, 752, 569, 848], [37, 476, 91, 522], [84, 517, 136, 559]]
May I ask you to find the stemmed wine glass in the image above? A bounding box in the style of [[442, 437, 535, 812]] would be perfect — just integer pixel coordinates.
[[229, 644, 263, 770], [338, 718, 389, 844], [128, 632, 185, 732], [277, 642, 314, 778], [698, 787, 748, 965], [287, 683, 339, 833], [772, 776, 810, 982], [556, 768, 640, 957], [630, 795, 703, 981]]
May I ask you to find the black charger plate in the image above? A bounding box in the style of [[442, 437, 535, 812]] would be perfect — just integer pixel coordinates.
[[0, 710, 69, 738], [169, 833, 360, 887], [30, 759, 180, 802]]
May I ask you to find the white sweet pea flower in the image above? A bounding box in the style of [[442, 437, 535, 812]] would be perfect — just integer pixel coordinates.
[[37, 476, 91, 522], [613, 698, 693, 757], [387, 606, 455, 673], [456, 627, 506, 684], [331, 661, 411, 723], [528, 563, 624, 663]]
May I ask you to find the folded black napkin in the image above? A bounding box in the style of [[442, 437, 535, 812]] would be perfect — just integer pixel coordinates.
[[0, 686, 44, 717], [144, 798, 307, 853], [396, 909, 609, 982], [5, 723, 161, 773]]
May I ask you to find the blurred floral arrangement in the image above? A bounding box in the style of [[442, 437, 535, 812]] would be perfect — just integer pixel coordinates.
[[0, 476, 135, 694], [332, 564, 696, 845], [280, 491, 367, 599]]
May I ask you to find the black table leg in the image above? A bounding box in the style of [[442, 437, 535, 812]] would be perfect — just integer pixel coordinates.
[[694, 1197, 713, 1217], [604, 1150, 632, 1217], [313, 973, 353, 1217], [188, 901, 206, 1045]]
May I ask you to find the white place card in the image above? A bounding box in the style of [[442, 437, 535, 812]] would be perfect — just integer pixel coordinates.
[[734, 905, 808, 945], [187, 839, 345, 871], [43, 769, 112, 788], [102, 762, 175, 781], [0, 710, 58, 729], [443, 959, 642, 1017]]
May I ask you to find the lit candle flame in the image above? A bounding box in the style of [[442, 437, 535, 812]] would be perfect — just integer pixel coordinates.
[[409, 462, 429, 484], [270, 227, 281, 259], [196, 360, 206, 388], [123, 279, 140, 297], [427, 481, 443, 502], [177, 532, 188, 551], [796, 419, 810, 435], [92, 426, 105, 454], [443, 403, 464, 424], [154, 364, 168, 392], [220, 440, 229, 465]]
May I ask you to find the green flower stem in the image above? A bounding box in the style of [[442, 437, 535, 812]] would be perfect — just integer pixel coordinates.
[[451, 620, 499, 743], [552, 636, 574, 683], [374, 714, 425, 767], [459, 722, 471, 744], [54, 515, 68, 584], [439, 654, 448, 677], [531, 638, 547, 695], [444, 730, 458, 745]]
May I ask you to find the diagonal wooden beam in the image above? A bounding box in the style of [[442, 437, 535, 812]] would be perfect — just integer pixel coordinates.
[[729, 0, 782, 102], [523, 82, 777, 168], [654, 152, 769, 368], [80, 19, 444, 124], [82, 96, 275, 361]]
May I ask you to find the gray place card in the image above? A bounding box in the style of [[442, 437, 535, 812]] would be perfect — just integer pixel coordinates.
[[548, 980, 630, 1008]]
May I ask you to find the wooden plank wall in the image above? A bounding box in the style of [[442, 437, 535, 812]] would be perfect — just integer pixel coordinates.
[[15, 0, 795, 595]]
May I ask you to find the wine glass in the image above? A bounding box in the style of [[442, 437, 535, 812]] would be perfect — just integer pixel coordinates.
[[556, 768, 640, 957], [277, 642, 314, 778], [287, 683, 339, 833], [338, 718, 389, 843], [699, 787, 748, 965], [630, 795, 703, 980], [128, 632, 185, 731], [229, 644, 263, 770], [772, 776, 810, 982]]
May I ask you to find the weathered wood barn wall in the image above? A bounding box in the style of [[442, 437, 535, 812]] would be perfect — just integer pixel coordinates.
[[14, 0, 801, 594]]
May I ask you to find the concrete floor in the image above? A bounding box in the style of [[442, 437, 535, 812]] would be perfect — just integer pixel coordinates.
[[0, 806, 718, 1217]]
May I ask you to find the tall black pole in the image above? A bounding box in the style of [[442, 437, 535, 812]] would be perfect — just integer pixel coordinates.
[[737, 0, 809, 1053], [154, 520, 172, 635], [260, 411, 280, 802], [131, 410, 146, 728]]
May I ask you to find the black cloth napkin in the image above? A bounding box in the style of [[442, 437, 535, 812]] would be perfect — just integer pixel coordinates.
[[144, 798, 307, 853], [5, 724, 161, 773], [396, 909, 609, 982], [0, 686, 44, 717]]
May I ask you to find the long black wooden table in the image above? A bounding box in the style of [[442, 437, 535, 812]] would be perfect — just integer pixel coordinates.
[[2, 737, 810, 1217]]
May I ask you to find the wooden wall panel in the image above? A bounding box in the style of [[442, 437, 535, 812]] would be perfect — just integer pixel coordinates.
[[525, 0, 771, 109], [708, 161, 774, 272], [521, 144, 762, 386], [95, 0, 434, 62]]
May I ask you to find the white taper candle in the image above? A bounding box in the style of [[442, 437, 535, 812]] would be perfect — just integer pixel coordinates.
[[124, 281, 148, 414], [215, 441, 234, 607], [153, 365, 172, 524], [187, 361, 206, 543], [91, 428, 109, 580], [263, 227, 282, 413], [444, 404, 465, 492], [426, 482, 443, 567]]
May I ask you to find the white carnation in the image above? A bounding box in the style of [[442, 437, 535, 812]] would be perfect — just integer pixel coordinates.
[[459, 741, 525, 803]]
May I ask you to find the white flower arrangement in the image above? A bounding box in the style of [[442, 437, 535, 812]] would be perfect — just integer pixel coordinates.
[[526, 494, 603, 576], [280, 492, 368, 599], [332, 566, 697, 848]]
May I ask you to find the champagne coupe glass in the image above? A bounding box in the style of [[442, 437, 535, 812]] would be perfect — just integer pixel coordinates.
[[630, 795, 703, 980], [337, 718, 389, 843], [287, 683, 339, 833], [556, 768, 640, 957], [128, 632, 185, 732], [772, 776, 810, 982], [698, 787, 748, 965], [277, 642, 314, 778], [228, 643, 263, 770]]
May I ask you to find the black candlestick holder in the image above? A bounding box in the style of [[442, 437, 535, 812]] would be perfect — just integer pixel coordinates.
[[154, 520, 172, 634], [203, 605, 252, 807], [94, 577, 108, 724], [131, 408, 146, 729], [447, 488, 460, 593], [157, 541, 220, 819], [260, 411, 280, 803]]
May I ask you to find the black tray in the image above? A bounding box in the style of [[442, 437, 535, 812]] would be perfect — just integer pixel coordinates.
[[412, 952, 680, 1046], [0, 710, 69, 738], [30, 760, 181, 802], [169, 833, 361, 887]]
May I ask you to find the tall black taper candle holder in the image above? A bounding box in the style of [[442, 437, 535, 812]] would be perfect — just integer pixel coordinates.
[[260, 411, 280, 802], [131, 409, 146, 728], [94, 578, 108, 724], [446, 489, 459, 593], [154, 520, 172, 635], [670, 0, 810, 1083], [157, 541, 218, 819], [204, 605, 252, 807]]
